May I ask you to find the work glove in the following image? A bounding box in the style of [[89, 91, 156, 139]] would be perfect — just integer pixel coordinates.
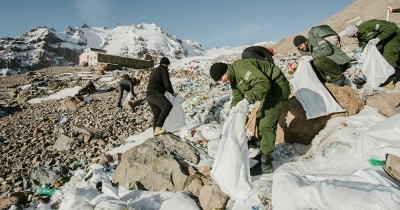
[[301, 56, 313, 62], [368, 38, 380, 46], [234, 98, 249, 113]]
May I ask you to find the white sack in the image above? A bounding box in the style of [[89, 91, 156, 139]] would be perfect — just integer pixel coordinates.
[[210, 108, 252, 201], [272, 169, 400, 210], [362, 44, 395, 87], [352, 113, 400, 161], [163, 92, 187, 132], [290, 60, 346, 119]]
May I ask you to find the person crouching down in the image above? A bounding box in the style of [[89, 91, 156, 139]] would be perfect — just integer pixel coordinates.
[[146, 57, 176, 136], [115, 74, 140, 108], [209, 59, 290, 175]]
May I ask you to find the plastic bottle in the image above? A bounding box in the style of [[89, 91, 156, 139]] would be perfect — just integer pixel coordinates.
[[36, 187, 56, 196]]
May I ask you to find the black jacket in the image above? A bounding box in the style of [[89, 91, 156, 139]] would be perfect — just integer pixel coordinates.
[[242, 46, 274, 63], [147, 64, 174, 94], [118, 78, 138, 94]]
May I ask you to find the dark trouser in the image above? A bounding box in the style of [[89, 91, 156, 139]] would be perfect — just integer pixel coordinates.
[[311, 57, 348, 82], [115, 85, 129, 107], [256, 77, 291, 155], [146, 90, 173, 130]]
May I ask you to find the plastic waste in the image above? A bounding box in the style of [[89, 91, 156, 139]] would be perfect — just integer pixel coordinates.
[[60, 116, 68, 124], [35, 117, 43, 121], [36, 187, 56, 196], [368, 158, 385, 166]]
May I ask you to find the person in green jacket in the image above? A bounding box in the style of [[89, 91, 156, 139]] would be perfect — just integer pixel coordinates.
[[209, 59, 291, 175], [345, 19, 400, 79], [308, 25, 341, 48], [292, 35, 351, 86]]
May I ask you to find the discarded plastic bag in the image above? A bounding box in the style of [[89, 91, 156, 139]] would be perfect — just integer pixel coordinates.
[[362, 44, 395, 87], [290, 60, 346, 119], [201, 125, 222, 140], [122, 91, 134, 102], [163, 92, 187, 132], [211, 107, 252, 201]]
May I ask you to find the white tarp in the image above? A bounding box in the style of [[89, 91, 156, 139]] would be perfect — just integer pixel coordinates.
[[352, 113, 400, 161], [163, 92, 187, 132], [272, 169, 400, 210], [289, 60, 346, 119], [362, 43, 395, 87], [210, 108, 252, 201]]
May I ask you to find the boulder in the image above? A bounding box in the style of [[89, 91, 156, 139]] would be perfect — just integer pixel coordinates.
[[112, 133, 200, 191], [58, 96, 84, 110], [277, 85, 364, 145], [366, 92, 400, 117], [53, 134, 74, 151], [198, 182, 229, 210]]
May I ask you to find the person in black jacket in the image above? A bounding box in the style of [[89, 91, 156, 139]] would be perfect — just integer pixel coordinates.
[[115, 74, 140, 108], [146, 57, 176, 136], [242, 46, 275, 64]]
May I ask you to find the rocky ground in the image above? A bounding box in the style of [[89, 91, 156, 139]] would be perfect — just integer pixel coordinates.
[[0, 66, 210, 209]]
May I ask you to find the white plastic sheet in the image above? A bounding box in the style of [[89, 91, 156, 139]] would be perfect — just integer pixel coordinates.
[[163, 92, 187, 132], [362, 44, 395, 87], [272, 169, 400, 210], [352, 113, 400, 161], [290, 60, 346, 119], [210, 107, 252, 201]]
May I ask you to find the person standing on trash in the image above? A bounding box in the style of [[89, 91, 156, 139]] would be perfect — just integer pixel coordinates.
[[345, 19, 400, 79], [308, 25, 341, 48], [209, 59, 290, 175], [146, 57, 176, 136], [292, 35, 351, 86], [241, 46, 275, 64], [115, 74, 140, 108]]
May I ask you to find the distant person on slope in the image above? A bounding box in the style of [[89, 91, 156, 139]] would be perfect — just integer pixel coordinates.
[[146, 57, 176, 136], [209, 59, 290, 175], [292, 35, 350, 86], [241, 46, 275, 64], [308, 25, 341, 48], [115, 74, 140, 108], [345, 19, 400, 80]]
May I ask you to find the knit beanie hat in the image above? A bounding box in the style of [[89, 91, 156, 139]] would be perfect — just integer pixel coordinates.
[[293, 35, 307, 47], [345, 26, 359, 36], [210, 63, 228, 82], [160, 57, 170, 65]]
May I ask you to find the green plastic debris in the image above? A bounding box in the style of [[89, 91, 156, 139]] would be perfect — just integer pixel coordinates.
[[368, 158, 385, 166]]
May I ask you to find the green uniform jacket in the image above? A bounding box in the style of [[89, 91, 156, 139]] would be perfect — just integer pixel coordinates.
[[308, 25, 340, 42], [298, 37, 350, 65], [227, 58, 282, 106], [356, 19, 400, 50]]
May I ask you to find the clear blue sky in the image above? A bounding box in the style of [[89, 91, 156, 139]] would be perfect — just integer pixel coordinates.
[[0, 0, 355, 48]]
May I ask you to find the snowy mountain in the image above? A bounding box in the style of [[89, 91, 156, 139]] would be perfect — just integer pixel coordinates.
[[0, 23, 208, 74]]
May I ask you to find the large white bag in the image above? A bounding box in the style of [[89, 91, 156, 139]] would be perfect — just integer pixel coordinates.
[[210, 107, 252, 201], [163, 92, 187, 132], [290, 60, 346, 119], [362, 43, 395, 87]]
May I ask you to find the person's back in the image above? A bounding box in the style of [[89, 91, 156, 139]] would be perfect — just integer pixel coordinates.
[[308, 25, 341, 48], [147, 64, 174, 94], [242, 46, 274, 64]]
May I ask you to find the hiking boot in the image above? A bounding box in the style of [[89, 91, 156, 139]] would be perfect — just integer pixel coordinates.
[[261, 153, 274, 174], [250, 152, 274, 175], [154, 127, 166, 136]]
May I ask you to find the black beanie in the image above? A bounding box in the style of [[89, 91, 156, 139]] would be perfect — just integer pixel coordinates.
[[293, 35, 307, 47], [210, 63, 228, 82], [160, 57, 170, 65]]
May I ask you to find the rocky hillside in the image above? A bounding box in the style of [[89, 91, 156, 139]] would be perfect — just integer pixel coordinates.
[[272, 0, 400, 59]]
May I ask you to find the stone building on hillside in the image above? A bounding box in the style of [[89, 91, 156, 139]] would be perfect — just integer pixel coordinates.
[[79, 48, 154, 70]]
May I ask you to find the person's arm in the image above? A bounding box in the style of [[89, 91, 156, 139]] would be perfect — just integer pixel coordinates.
[[129, 80, 135, 97], [161, 68, 174, 94], [231, 83, 245, 107], [239, 64, 272, 104]]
